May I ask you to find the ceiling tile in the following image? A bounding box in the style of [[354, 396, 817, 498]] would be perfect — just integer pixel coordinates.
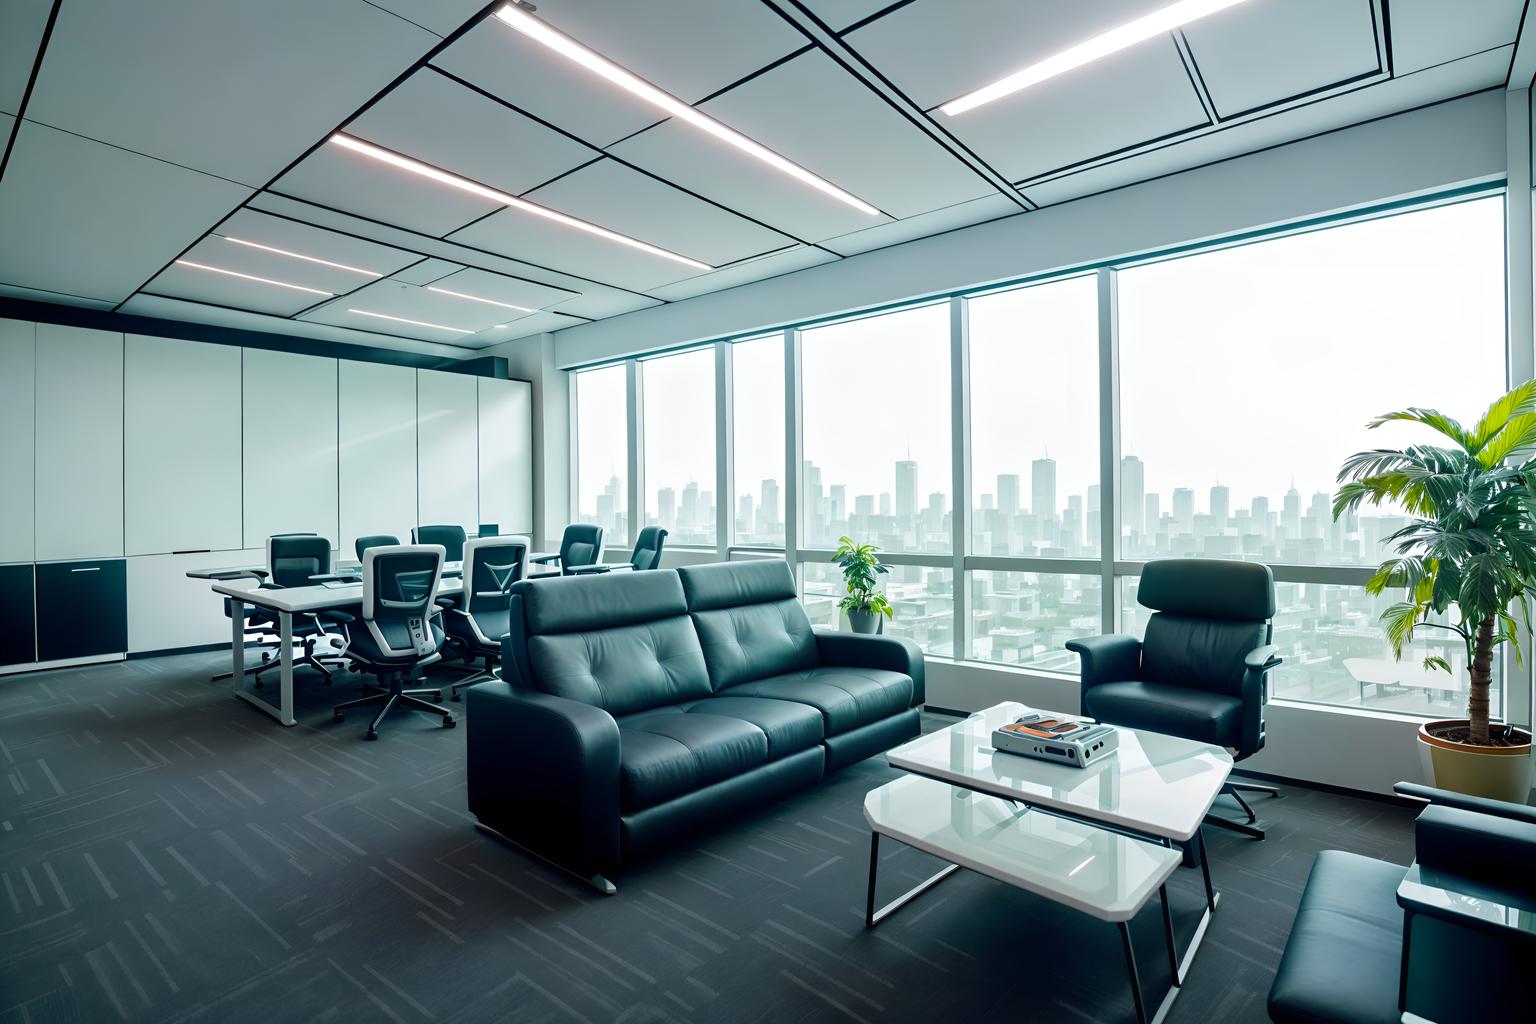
[[272, 140, 502, 237], [0, 0, 50, 115], [302, 280, 519, 338], [548, 291, 663, 321], [466, 310, 588, 346], [845, 0, 1172, 109], [427, 266, 580, 310], [0, 121, 250, 302], [524, 158, 797, 266], [1389, 0, 1524, 74], [798, 1, 901, 33], [696, 49, 991, 218], [446, 201, 714, 293], [0, 280, 115, 311], [347, 69, 597, 196], [360, 0, 488, 37], [648, 245, 841, 302], [391, 258, 464, 285], [1183, 0, 1380, 117], [821, 193, 1021, 256], [23, 0, 436, 185], [213, 209, 421, 279], [144, 255, 336, 317], [610, 120, 891, 243]]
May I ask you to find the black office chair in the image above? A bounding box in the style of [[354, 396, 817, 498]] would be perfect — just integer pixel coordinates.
[[567, 526, 667, 576], [443, 536, 528, 701], [1066, 558, 1282, 839], [355, 534, 399, 561], [333, 544, 456, 740], [527, 524, 605, 578], [412, 525, 467, 563]]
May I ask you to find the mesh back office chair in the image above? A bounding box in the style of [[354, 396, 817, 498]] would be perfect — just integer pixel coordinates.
[[567, 526, 667, 576], [333, 545, 456, 740], [355, 534, 399, 561], [1066, 558, 1283, 839], [412, 525, 467, 563], [443, 536, 529, 700], [527, 524, 605, 578]]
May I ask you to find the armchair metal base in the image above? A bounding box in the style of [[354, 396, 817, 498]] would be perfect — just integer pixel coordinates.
[[333, 674, 455, 740], [473, 822, 617, 896], [1203, 781, 1279, 840]]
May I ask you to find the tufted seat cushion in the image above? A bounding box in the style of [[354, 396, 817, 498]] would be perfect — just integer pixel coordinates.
[[1083, 680, 1243, 747], [725, 666, 913, 735]]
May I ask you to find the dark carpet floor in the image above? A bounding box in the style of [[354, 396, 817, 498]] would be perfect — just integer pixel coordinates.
[[0, 651, 1418, 1024]]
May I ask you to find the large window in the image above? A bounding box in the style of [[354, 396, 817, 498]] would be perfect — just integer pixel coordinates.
[[801, 303, 951, 552], [1118, 198, 1506, 565], [969, 275, 1100, 557], [642, 348, 716, 547], [732, 335, 785, 546], [574, 364, 628, 544]]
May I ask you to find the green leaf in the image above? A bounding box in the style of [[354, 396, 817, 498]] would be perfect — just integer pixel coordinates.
[[1422, 656, 1452, 675]]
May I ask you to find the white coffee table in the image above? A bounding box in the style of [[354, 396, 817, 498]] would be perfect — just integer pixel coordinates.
[[866, 775, 1185, 1024]]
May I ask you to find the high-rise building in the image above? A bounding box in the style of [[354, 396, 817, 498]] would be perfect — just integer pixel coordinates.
[[657, 486, 677, 529], [1172, 487, 1194, 533], [1210, 485, 1230, 530], [760, 478, 780, 532], [1251, 496, 1270, 538], [854, 494, 875, 516], [736, 494, 753, 536], [829, 484, 846, 524], [1121, 455, 1145, 537], [1143, 493, 1160, 536], [895, 460, 919, 522], [1086, 483, 1101, 541], [1283, 483, 1301, 535], [1031, 457, 1057, 522], [879, 493, 892, 517], [680, 482, 699, 530], [997, 474, 1020, 516]]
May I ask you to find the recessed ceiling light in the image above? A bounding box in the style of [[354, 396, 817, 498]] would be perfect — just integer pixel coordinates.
[[329, 134, 712, 270], [223, 236, 383, 277], [347, 308, 474, 334], [493, 4, 880, 217], [426, 285, 536, 313], [174, 259, 333, 296], [940, 0, 1251, 116]]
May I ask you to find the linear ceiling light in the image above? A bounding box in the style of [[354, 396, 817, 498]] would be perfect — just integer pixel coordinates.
[[347, 308, 475, 334], [940, 0, 1251, 116], [223, 236, 383, 277], [493, 4, 880, 217], [174, 259, 333, 296], [329, 133, 711, 270], [427, 285, 535, 313]]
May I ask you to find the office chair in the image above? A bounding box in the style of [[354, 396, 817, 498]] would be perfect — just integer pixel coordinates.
[[412, 525, 467, 563], [333, 544, 456, 740], [526, 524, 605, 578], [250, 534, 354, 686], [442, 536, 528, 701], [355, 534, 399, 561], [567, 526, 667, 575], [1066, 558, 1282, 840]]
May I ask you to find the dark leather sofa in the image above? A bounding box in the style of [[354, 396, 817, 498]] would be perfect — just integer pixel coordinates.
[[465, 559, 924, 890]]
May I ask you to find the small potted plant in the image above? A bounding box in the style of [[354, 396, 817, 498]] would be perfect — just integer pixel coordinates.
[[832, 535, 894, 635], [1333, 381, 1536, 800]]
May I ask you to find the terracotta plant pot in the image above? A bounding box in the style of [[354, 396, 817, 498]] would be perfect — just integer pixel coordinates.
[[1417, 720, 1534, 802]]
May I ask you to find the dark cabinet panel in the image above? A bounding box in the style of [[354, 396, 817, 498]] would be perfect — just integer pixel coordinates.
[[0, 564, 34, 666], [36, 560, 126, 662]]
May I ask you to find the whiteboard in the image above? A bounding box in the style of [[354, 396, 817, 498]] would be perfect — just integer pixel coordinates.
[[242, 348, 338, 547], [416, 369, 478, 531], [339, 359, 417, 556], [478, 377, 533, 535]]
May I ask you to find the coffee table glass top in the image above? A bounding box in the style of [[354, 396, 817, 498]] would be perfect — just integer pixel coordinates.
[[865, 775, 1182, 922], [886, 702, 1233, 841]]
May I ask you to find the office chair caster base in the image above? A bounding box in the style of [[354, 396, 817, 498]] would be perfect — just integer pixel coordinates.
[[442, 716, 457, 728], [364, 729, 379, 741], [1204, 813, 1265, 840]]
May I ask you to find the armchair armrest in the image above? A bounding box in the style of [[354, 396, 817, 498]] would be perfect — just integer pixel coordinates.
[[1393, 782, 1536, 826], [1064, 634, 1142, 688], [1235, 643, 1283, 756], [314, 610, 353, 624], [464, 683, 621, 879], [529, 553, 561, 565], [566, 563, 612, 575], [1245, 644, 1282, 671], [1398, 863, 1536, 943], [1413, 805, 1536, 901], [815, 632, 925, 706]]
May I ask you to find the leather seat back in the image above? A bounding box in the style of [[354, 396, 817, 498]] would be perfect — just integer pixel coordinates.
[[677, 561, 819, 690], [1142, 614, 1267, 697], [512, 570, 712, 717]]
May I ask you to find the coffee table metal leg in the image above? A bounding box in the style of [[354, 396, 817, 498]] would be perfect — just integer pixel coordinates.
[[864, 831, 961, 930], [1159, 884, 1180, 986], [1196, 826, 1215, 913], [1118, 921, 1149, 1024]]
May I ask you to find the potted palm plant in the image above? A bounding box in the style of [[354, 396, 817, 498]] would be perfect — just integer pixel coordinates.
[[832, 535, 894, 635], [1333, 381, 1536, 800]]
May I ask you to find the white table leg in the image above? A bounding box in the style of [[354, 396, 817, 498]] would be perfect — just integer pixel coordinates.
[[278, 610, 296, 726], [229, 597, 245, 697], [231, 604, 298, 727]]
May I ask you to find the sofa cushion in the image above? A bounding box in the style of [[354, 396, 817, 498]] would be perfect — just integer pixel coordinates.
[[678, 561, 820, 689], [1083, 680, 1243, 747], [676, 696, 824, 760], [725, 666, 913, 735], [617, 712, 769, 811], [526, 615, 712, 717], [514, 569, 687, 634], [1268, 850, 1405, 1024]]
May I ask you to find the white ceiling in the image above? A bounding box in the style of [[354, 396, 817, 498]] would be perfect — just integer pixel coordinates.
[[0, 0, 1526, 357]]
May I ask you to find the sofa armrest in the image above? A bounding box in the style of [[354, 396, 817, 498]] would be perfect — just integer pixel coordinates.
[[1414, 805, 1536, 902], [1393, 782, 1536, 826], [464, 683, 622, 879], [1064, 634, 1142, 689], [815, 632, 925, 707]]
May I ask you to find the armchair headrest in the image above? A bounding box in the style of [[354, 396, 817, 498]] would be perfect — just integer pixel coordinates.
[[1138, 558, 1275, 621]]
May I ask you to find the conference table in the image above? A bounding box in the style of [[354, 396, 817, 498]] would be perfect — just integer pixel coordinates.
[[190, 565, 467, 727]]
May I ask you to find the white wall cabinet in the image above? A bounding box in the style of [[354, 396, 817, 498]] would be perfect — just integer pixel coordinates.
[[478, 377, 533, 534], [242, 348, 339, 547], [127, 550, 261, 653], [339, 359, 417, 555], [34, 323, 124, 561], [0, 319, 34, 564], [125, 334, 243, 555], [416, 368, 478, 531]]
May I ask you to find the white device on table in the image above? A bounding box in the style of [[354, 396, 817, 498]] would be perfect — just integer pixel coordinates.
[[991, 713, 1119, 768]]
